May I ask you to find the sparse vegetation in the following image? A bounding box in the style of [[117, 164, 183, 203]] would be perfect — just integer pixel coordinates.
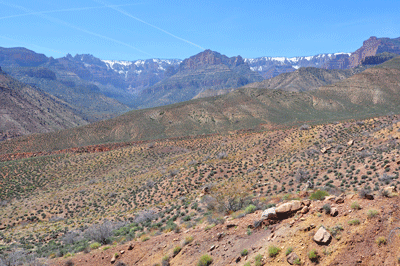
[[268, 245, 281, 257], [351, 201, 361, 210], [309, 190, 329, 200], [197, 254, 213, 266], [367, 209, 379, 218]]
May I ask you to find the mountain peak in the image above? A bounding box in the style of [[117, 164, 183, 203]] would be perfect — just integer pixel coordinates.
[[179, 49, 245, 71]]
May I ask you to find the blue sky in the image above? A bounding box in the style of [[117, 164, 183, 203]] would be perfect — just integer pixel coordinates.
[[0, 0, 399, 61]]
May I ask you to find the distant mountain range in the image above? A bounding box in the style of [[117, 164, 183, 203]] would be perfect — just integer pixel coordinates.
[[2, 55, 400, 154], [1, 36, 400, 140]]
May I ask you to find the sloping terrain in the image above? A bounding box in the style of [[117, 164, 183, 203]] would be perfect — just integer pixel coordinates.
[[0, 48, 131, 122], [1, 56, 400, 155], [1, 113, 400, 265], [0, 68, 87, 140], [243, 67, 362, 92]]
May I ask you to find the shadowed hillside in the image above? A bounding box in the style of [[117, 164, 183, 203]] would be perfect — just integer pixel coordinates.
[[0, 69, 88, 140]]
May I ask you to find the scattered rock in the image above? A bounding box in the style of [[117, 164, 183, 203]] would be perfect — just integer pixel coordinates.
[[120, 250, 124, 254], [335, 197, 344, 204], [226, 224, 237, 229], [302, 199, 311, 206], [111, 255, 116, 264], [287, 252, 300, 265], [313, 226, 332, 244], [127, 243, 134, 250], [261, 207, 277, 220], [348, 140, 354, 146], [209, 245, 215, 251], [300, 206, 309, 214], [236, 256, 241, 263], [330, 207, 339, 217]]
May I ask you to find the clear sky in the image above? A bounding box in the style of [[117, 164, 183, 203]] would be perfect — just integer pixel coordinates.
[[0, 0, 399, 61]]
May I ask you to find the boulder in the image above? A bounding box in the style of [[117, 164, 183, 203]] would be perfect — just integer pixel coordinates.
[[324, 195, 336, 202], [330, 207, 338, 217], [313, 226, 332, 244], [275, 200, 302, 215], [348, 140, 354, 146], [302, 199, 311, 206], [261, 207, 277, 220], [287, 252, 300, 265], [384, 186, 396, 195], [335, 196, 344, 204], [300, 206, 309, 214]]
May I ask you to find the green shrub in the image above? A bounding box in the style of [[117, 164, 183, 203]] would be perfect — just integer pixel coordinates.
[[308, 249, 318, 262], [255, 254, 263, 266], [268, 245, 280, 257], [241, 249, 248, 256], [197, 254, 213, 266], [348, 219, 360, 225], [183, 236, 194, 245], [309, 190, 328, 200], [285, 246, 293, 255], [351, 201, 361, 210], [173, 246, 181, 256], [294, 258, 301, 265], [367, 209, 379, 218], [89, 242, 101, 249], [322, 204, 331, 214], [245, 204, 257, 214]]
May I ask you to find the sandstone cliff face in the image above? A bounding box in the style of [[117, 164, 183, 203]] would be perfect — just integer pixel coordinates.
[[348, 36, 400, 68], [349, 36, 382, 68]]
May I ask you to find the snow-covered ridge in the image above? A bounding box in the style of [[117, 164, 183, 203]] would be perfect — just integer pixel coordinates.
[[244, 52, 351, 64], [101, 59, 182, 74]]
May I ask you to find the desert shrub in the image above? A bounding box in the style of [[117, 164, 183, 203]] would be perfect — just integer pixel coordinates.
[[241, 249, 248, 256], [309, 190, 328, 200], [254, 254, 263, 266], [84, 220, 114, 244], [134, 210, 158, 224], [295, 168, 310, 183], [245, 204, 257, 214], [367, 209, 379, 218], [351, 201, 361, 210], [308, 249, 319, 262], [89, 242, 101, 249], [65, 260, 74, 266], [375, 236, 387, 246], [197, 254, 213, 266], [294, 258, 301, 265], [285, 247, 293, 255], [183, 236, 194, 245], [322, 204, 331, 214], [380, 189, 391, 197], [115, 262, 127, 266], [173, 246, 182, 256], [268, 245, 280, 257], [348, 219, 360, 225], [162, 255, 170, 266], [359, 188, 372, 198]]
